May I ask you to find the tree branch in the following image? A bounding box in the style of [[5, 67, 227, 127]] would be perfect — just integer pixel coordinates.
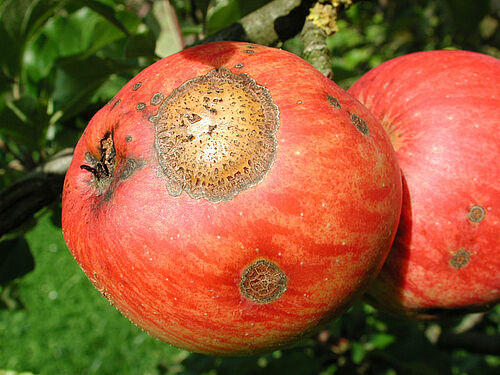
[[193, 0, 314, 46], [0, 149, 73, 239]]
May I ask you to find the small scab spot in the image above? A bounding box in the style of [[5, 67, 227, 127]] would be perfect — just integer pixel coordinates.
[[240, 259, 287, 304], [297, 100, 302, 104], [111, 99, 121, 109], [235, 63, 244, 69], [327, 95, 341, 109], [125, 135, 133, 142], [450, 249, 470, 269], [136, 103, 146, 111], [468, 205, 485, 223], [132, 82, 142, 91], [151, 92, 164, 106], [350, 113, 369, 135], [245, 49, 255, 54]]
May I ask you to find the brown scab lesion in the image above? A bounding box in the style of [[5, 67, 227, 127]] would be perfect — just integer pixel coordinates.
[[136, 102, 146, 111], [132, 82, 142, 91], [449, 249, 471, 269], [350, 113, 369, 135], [240, 259, 287, 304], [150, 92, 164, 106], [327, 95, 341, 109], [468, 205, 485, 223], [119, 159, 141, 180], [111, 99, 121, 110]]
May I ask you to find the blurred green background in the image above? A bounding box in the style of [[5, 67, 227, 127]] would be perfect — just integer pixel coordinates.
[[1, 0, 499, 374]]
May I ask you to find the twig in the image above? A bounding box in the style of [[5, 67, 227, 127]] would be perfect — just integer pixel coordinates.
[[300, 18, 333, 78]]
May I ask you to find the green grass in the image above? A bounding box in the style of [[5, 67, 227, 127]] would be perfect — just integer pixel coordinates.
[[0, 214, 185, 375]]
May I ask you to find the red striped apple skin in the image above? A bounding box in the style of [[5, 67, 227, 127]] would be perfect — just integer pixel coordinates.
[[62, 41, 401, 354], [349, 50, 500, 319]]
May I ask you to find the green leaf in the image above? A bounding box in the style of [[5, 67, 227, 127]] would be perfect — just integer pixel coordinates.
[[0, 0, 62, 79], [0, 237, 35, 285], [73, 0, 129, 36], [351, 342, 367, 364], [124, 34, 157, 59], [370, 333, 396, 350], [206, 0, 241, 36], [53, 55, 131, 120], [0, 96, 50, 150]]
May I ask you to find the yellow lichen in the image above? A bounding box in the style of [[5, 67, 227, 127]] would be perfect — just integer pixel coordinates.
[[307, 0, 353, 36]]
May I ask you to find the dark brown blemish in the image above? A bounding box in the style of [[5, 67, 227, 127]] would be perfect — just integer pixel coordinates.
[[136, 103, 146, 111], [468, 205, 485, 223], [150, 92, 164, 106], [327, 95, 341, 109], [240, 259, 287, 304], [119, 159, 140, 180], [450, 249, 470, 269], [132, 82, 142, 91], [125, 135, 133, 142], [111, 99, 121, 109], [350, 113, 369, 135]]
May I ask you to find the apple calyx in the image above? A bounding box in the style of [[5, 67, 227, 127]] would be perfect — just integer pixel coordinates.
[[80, 132, 116, 191]]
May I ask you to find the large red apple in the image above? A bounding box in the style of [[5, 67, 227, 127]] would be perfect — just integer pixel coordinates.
[[62, 41, 401, 354], [349, 50, 500, 319]]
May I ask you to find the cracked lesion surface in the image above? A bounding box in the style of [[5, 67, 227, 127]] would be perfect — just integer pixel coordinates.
[[154, 68, 279, 202], [240, 259, 287, 303]]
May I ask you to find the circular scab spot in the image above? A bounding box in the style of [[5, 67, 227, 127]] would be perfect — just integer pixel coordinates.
[[136, 103, 146, 111], [125, 135, 133, 142], [240, 259, 287, 303], [235, 63, 244, 69], [151, 92, 164, 106], [154, 68, 280, 202], [450, 249, 470, 269], [327, 95, 341, 109], [468, 205, 485, 223], [245, 50, 255, 54], [132, 82, 142, 91], [350, 113, 369, 135]]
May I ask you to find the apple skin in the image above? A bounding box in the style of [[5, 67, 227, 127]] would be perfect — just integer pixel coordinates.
[[349, 50, 500, 319], [62, 41, 402, 354]]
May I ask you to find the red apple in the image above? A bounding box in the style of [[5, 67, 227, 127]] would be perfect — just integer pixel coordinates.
[[62, 41, 402, 354], [349, 50, 500, 319]]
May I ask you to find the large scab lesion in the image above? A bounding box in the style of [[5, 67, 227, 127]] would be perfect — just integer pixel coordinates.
[[240, 259, 288, 304], [154, 68, 280, 202]]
